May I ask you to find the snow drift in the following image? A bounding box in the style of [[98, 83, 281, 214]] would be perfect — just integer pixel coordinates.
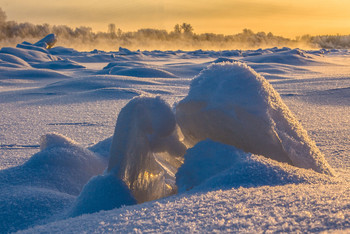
[[176, 62, 334, 175], [0, 133, 107, 195], [108, 96, 186, 203], [0, 46, 58, 64], [0, 133, 107, 232], [242, 49, 320, 65]]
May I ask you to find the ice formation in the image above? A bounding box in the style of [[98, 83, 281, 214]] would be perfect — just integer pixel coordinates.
[[34, 34, 57, 49], [176, 62, 334, 175], [108, 96, 186, 203]]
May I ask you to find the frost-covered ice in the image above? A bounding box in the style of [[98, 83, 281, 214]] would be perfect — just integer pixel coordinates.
[[0, 36, 349, 232], [108, 96, 185, 203]]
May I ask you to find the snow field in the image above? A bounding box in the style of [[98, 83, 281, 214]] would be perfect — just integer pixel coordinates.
[[0, 35, 349, 232]]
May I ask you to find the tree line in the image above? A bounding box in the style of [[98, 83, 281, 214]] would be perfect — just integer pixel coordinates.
[[1, 8, 349, 50]]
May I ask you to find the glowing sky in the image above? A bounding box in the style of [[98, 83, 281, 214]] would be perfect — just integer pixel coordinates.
[[1, 0, 349, 37]]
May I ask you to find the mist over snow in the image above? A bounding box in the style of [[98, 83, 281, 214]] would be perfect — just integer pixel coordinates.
[[0, 34, 349, 233], [2, 7, 350, 51]]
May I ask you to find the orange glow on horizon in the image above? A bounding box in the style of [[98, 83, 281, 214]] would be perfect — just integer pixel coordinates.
[[1, 0, 350, 38]]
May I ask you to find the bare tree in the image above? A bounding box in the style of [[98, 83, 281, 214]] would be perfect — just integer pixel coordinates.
[[174, 24, 181, 34], [181, 23, 193, 35], [108, 23, 116, 38]]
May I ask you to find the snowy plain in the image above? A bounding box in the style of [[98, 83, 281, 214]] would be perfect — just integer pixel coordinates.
[[0, 38, 349, 233]]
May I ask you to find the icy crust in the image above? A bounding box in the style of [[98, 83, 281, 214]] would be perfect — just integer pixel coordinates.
[[176, 140, 336, 193], [176, 62, 334, 175], [108, 96, 186, 203]]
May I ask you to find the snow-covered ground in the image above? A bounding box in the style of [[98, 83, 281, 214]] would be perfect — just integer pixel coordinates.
[[0, 39, 349, 233]]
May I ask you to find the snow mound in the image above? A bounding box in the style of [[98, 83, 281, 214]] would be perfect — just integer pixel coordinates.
[[176, 140, 246, 192], [49, 46, 82, 56], [212, 57, 237, 63], [0, 133, 107, 232], [176, 140, 336, 193], [39, 77, 146, 102], [242, 49, 319, 65], [0, 185, 74, 233], [0, 47, 59, 64], [0, 67, 67, 80], [88, 137, 113, 159], [17, 43, 51, 54], [69, 173, 136, 217], [176, 62, 334, 175], [0, 133, 107, 195], [110, 67, 177, 78], [118, 47, 138, 55], [108, 96, 186, 203], [0, 53, 31, 68], [32, 59, 85, 70]]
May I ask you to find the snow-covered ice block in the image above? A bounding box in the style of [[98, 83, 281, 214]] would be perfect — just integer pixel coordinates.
[[108, 96, 186, 203], [34, 34, 57, 49], [176, 62, 334, 175]]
